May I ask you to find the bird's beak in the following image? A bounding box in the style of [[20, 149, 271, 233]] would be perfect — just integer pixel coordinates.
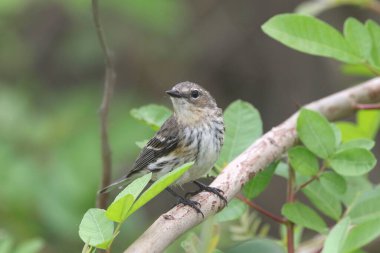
[[166, 89, 182, 98]]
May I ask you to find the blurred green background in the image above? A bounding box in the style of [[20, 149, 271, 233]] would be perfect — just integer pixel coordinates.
[[1, 0, 379, 252]]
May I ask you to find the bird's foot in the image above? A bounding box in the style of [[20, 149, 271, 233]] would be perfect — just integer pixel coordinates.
[[166, 187, 204, 218], [176, 197, 204, 218], [191, 181, 228, 206]]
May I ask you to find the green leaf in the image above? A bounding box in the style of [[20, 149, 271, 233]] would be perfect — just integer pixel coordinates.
[[288, 146, 319, 176], [106, 173, 152, 222], [225, 239, 285, 253], [262, 14, 362, 64], [130, 104, 171, 131], [127, 162, 193, 215], [348, 187, 380, 224], [215, 199, 247, 222], [337, 110, 380, 142], [357, 110, 380, 139], [341, 64, 376, 77], [302, 181, 342, 220], [320, 171, 347, 196], [344, 18, 372, 60], [322, 217, 350, 253], [342, 218, 380, 252], [366, 20, 380, 69], [336, 122, 369, 142], [217, 100, 262, 167], [243, 162, 277, 199], [297, 109, 336, 159], [79, 208, 114, 249], [338, 138, 375, 151], [282, 202, 327, 233], [339, 176, 373, 206], [331, 123, 342, 147], [14, 238, 44, 253], [328, 148, 376, 176]]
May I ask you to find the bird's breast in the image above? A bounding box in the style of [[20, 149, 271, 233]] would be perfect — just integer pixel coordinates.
[[174, 120, 224, 185]]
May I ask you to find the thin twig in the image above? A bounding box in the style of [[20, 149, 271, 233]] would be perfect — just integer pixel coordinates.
[[124, 78, 380, 253], [354, 103, 380, 110], [91, 0, 117, 209], [236, 194, 286, 224]]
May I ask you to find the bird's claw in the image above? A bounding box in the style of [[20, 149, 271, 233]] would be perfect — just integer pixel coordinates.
[[177, 198, 204, 218], [192, 181, 228, 207], [201, 185, 228, 206]]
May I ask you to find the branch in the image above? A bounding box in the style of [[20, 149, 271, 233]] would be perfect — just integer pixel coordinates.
[[368, 0, 380, 15], [91, 0, 117, 209], [125, 78, 380, 253]]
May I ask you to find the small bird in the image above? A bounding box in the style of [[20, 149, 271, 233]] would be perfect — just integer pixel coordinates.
[[100, 81, 226, 215]]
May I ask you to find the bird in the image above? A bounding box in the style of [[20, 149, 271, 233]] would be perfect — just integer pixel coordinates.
[[100, 81, 226, 216]]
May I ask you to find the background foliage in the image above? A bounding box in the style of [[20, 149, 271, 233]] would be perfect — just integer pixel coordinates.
[[1, 0, 380, 252]]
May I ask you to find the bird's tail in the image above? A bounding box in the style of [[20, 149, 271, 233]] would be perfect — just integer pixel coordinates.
[[98, 177, 131, 194], [98, 170, 147, 194]]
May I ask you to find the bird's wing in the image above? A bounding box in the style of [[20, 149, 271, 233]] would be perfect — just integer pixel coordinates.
[[128, 116, 180, 175]]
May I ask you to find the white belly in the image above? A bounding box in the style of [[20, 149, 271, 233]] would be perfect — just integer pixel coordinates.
[[174, 128, 221, 185]]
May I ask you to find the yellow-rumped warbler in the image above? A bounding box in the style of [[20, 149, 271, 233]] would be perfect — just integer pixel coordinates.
[[100, 81, 225, 215]]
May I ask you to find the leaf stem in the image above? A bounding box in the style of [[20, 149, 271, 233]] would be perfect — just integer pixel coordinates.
[[364, 62, 380, 76], [295, 165, 326, 192], [91, 0, 117, 209], [236, 194, 286, 224]]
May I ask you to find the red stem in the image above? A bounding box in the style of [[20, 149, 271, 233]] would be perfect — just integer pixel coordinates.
[[236, 194, 286, 224], [354, 103, 380, 110]]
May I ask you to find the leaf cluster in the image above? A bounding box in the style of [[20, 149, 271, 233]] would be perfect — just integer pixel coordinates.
[[282, 109, 378, 253], [79, 162, 193, 251], [262, 14, 380, 76]]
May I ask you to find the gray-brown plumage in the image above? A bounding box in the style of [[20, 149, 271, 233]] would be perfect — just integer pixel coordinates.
[[100, 81, 225, 214]]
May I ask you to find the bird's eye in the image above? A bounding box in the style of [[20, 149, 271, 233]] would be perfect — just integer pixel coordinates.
[[190, 89, 200, 99]]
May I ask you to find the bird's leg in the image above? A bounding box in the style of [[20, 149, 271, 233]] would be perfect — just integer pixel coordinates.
[[166, 187, 204, 218], [186, 180, 227, 206], [184, 173, 217, 197]]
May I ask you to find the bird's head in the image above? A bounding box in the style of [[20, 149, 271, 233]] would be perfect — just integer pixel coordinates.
[[166, 81, 218, 124]]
